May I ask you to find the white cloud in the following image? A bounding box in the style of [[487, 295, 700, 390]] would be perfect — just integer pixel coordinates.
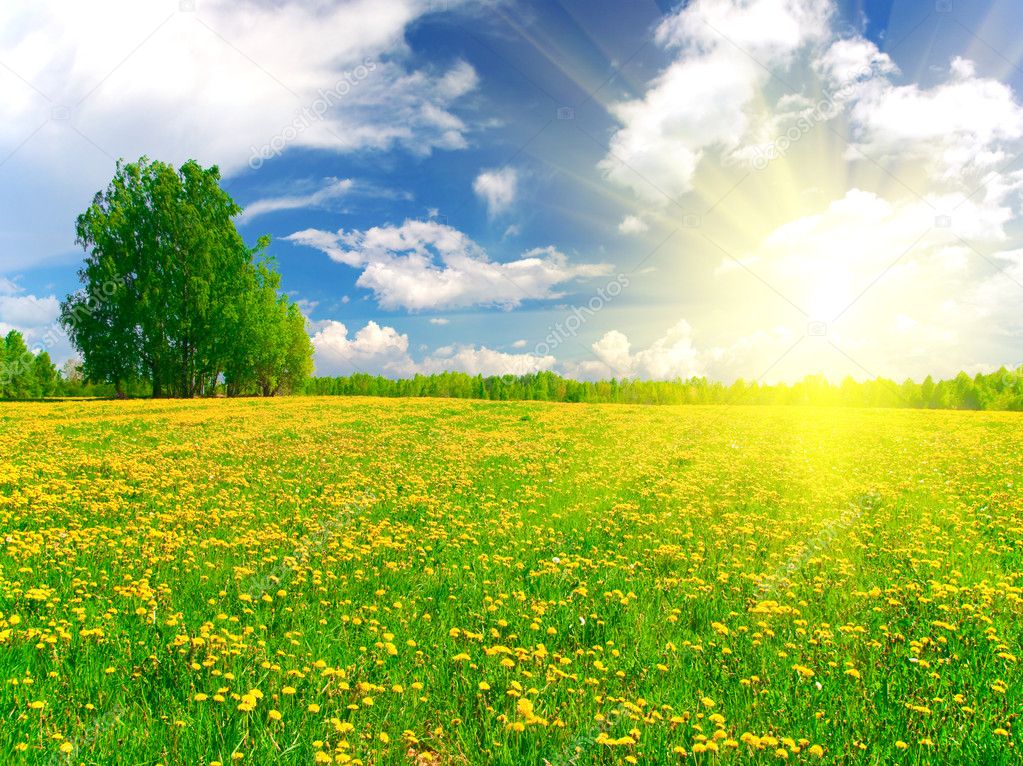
[[0, 0, 478, 268], [0, 294, 60, 328], [814, 37, 896, 86], [617, 215, 648, 234], [428, 317, 449, 325], [601, 2, 1023, 203], [0, 1, 479, 167], [562, 321, 812, 384], [286, 219, 612, 311], [568, 320, 704, 381], [311, 320, 415, 377], [0, 292, 73, 363], [419, 345, 554, 376], [311, 319, 553, 377], [592, 0, 1023, 379], [711, 184, 1023, 380], [473, 167, 518, 217], [839, 53, 1023, 183], [600, 0, 831, 203], [238, 178, 353, 222], [511, 339, 527, 348]]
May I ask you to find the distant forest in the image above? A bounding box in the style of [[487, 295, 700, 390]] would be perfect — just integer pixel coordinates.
[[304, 368, 1023, 410], [4, 345, 1023, 409]]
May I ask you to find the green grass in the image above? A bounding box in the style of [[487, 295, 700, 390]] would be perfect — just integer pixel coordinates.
[[0, 398, 1020, 764]]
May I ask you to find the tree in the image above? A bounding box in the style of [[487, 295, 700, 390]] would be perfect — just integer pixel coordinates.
[[62, 157, 313, 398], [221, 255, 313, 397], [32, 351, 58, 397], [2, 331, 37, 399], [279, 303, 315, 395], [59, 358, 85, 397]]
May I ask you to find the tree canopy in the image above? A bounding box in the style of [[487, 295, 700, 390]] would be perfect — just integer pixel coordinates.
[[60, 157, 312, 397]]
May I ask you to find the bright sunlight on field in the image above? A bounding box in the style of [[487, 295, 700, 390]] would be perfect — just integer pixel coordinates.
[[1, 398, 1021, 764]]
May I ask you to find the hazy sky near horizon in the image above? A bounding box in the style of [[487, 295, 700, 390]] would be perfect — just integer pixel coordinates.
[[2, 0, 1023, 383]]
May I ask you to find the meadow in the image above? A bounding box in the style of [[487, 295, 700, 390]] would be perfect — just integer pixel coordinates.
[[0, 398, 1020, 764]]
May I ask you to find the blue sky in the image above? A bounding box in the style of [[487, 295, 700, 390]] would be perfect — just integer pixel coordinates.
[[2, 0, 1023, 382]]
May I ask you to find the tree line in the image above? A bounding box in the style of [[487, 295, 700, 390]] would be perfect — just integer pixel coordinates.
[[57, 157, 312, 398], [303, 368, 1023, 410], [6, 328, 1023, 409], [1, 331, 59, 399], [0, 334, 122, 399]]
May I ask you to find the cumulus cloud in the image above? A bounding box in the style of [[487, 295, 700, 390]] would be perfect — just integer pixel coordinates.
[[311, 319, 553, 377], [594, 0, 1023, 378], [473, 167, 518, 216], [603, 0, 1023, 202], [0, 0, 479, 267], [286, 219, 612, 311], [566, 320, 704, 381], [617, 215, 649, 235], [600, 0, 831, 202], [419, 345, 554, 376], [710, 182, 1023, 379], [311, 320, 415, 377], [839, 53, 1023, 183], [0, 294, 60, 328], [814, 36, 896, 86]]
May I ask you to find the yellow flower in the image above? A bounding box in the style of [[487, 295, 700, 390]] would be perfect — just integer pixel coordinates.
[[268, 710, 283, 721]]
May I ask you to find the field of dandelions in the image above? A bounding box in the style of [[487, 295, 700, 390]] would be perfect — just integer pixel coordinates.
[[1, 398, 1020, 764]]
